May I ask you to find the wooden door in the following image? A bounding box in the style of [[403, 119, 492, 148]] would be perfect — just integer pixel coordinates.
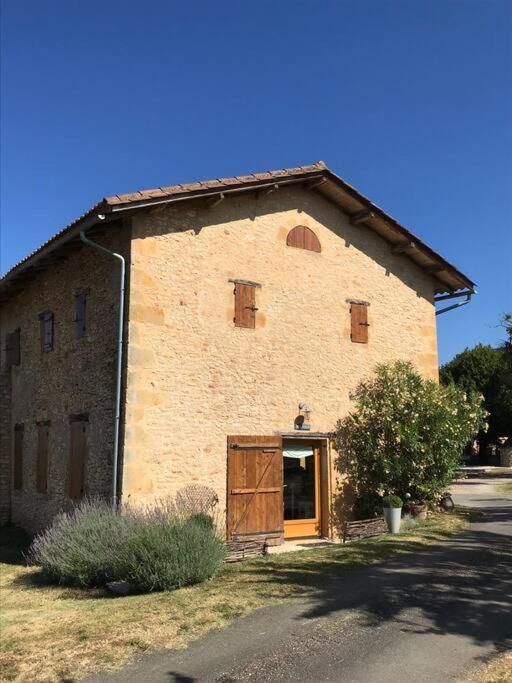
[[283, 442, 321, 539], [227, 435, 283, 542]]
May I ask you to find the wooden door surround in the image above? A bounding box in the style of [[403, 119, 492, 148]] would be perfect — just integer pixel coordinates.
[[227, 436, 325, 543]]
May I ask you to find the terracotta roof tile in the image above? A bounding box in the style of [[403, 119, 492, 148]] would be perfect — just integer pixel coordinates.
[[0, 161, 474, 294], [139, 188, 167, 199]]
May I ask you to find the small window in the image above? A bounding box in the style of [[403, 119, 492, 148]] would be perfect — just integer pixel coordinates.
[[350, 302, 370, 343], [68, 416, 88, 500], [5, 328, 21, 368], [75, 291, 89, 339], [36, 422, 50, 493], [231, 280, 260, 329], [13, 425, 24, 491], [39, 312, 54, 352], [286, 226, 321, 253]]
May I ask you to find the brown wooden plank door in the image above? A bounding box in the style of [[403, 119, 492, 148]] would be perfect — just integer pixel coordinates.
[[68, 420, 87, 500], [227, 435, 283, 542], [13, 425, 24, 491], [36, 423, 50, 493]]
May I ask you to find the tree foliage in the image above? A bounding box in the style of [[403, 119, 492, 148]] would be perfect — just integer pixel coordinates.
[[334, 361, 486, 504], [440, 314, 512, 440]]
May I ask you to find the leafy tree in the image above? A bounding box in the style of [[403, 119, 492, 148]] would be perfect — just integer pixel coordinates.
[[439, 344, 502, 394], [333, 361, 486, 505], [440, 314, 512, 442]]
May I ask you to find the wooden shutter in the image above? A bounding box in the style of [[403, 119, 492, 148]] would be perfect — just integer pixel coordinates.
[[227, 435, 283, 541], [286, 226, 321, 253], [68, 420, 87, 500], [36, 422, 50, 493], [6, 329, 21, 368], [13, 425, 23, 491], [75, 293, 87, 338], [350, 303, 369, 343], [234, 282, 257, 329], [39, 312, 54, 352]]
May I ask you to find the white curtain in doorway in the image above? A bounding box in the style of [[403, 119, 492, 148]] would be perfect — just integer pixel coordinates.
[[283, 444, 314, 459]]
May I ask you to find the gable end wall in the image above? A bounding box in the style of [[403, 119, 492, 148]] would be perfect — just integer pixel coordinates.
[[122, 187, 439, 529]]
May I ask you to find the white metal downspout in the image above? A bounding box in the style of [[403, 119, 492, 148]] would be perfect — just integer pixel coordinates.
[[79, 228, 125, 509]]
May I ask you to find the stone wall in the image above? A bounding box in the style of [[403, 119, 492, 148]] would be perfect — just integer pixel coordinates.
[[0, 225, 129, 533], [122, 186, 439, 533]]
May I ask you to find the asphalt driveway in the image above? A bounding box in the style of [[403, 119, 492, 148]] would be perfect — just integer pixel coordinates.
[[89, 480, 512, 683]]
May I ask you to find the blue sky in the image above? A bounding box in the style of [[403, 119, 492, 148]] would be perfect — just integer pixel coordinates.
[[1, 0, 511, 364]]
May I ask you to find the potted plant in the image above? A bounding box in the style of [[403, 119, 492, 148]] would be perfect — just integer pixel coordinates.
[[382, 494, 403, 533], [409, 501, 428, 520]]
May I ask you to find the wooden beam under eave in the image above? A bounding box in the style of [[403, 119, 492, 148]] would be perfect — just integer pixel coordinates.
[[206, 192, 225, 208], [350, 209, 374, 226], [392, 240, 416, 254], [304, 177, 328, 190], [255, 184, 279, 199]]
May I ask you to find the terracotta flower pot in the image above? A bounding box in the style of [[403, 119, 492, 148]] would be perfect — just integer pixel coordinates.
[[409, 502, 428, 520]]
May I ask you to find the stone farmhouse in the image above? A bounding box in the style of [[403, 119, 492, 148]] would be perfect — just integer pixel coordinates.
[[0, 162, 474, 540]]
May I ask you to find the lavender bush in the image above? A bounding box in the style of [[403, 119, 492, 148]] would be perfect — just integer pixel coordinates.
[[28, 497, 226, 591]]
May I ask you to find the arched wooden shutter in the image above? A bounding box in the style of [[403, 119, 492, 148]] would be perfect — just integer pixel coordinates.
[[286, 226, 321, 253]]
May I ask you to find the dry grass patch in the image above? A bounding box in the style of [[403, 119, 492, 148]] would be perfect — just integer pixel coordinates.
[[470, 651, 512, 683], [1, 510, 471, 683]]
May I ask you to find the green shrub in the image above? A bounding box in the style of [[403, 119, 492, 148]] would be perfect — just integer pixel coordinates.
[[353, 492, 382, 519], [334, 361, 486, 503], [382, 494, 403, 508], [28, 499, 226, 591]]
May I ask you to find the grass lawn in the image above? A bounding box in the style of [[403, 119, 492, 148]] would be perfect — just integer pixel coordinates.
[[496, 481, 512, 496], [1, 509, 472, 683]]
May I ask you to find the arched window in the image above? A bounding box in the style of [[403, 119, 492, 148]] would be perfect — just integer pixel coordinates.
[[286, 225, 321, 253]]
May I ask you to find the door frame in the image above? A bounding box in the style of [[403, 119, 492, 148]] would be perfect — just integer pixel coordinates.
[[283, 439, 321, 539]]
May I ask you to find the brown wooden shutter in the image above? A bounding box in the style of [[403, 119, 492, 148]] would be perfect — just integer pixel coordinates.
[[227, 435, 283, 542], [39, 312, 54, 352], [13, 425, 24, 491], [6, 329, 21, 368], [350, 303, 369, 343], [36, 422, 50, 493], [286, 226, 321, 253], [68, 419, 87, 500], [234, 283, 257, 329]]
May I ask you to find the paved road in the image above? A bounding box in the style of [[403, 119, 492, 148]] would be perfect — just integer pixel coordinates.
[[89, 486, 512, 683]]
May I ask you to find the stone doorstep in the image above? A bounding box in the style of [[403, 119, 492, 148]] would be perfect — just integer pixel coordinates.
[[267, 537, 335, 555]]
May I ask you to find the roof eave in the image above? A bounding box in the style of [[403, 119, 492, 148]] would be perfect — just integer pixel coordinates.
[[0, 163, 475, 300]]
